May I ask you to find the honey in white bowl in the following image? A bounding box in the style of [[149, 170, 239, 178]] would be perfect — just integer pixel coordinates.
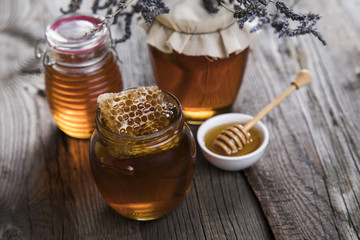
[[204, 122, 263, 157]]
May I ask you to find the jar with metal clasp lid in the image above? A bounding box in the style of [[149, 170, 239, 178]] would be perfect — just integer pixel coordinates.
[[35, 13, 123, 139]]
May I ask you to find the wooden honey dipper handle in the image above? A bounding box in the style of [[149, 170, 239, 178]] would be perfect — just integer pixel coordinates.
[[243, 69, 312, 132], [213, 69, 312, 155]]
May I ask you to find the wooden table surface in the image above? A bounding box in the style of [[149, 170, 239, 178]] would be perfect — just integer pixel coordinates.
[[1, 0, 359, 239]]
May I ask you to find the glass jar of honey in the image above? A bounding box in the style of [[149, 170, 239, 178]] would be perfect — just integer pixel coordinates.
[[146, 0, 251, 124], [149, 46, 249, 124], [35, 13, 123, 139], [89, 87, 196, 220]]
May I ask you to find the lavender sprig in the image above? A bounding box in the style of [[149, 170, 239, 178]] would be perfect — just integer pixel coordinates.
[[61, 0, 82, 14], [90, 0, 168, 42], [203, 0, 220, 13], [273, 1, 326, 44], [136, 0, 169, 26], [91, 0, 117, 12], [214, 0, 326, 45], [84, 2, 129, 37], [114, 10, 135, 43], [62, 0, 326, 45]]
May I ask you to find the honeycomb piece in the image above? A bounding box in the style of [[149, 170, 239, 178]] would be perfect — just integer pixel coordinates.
[[97, 86, 176, 136]]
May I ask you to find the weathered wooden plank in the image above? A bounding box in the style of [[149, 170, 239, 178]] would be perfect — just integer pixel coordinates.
[[21, 133, 272, 239], [0, 0, 273, 239], [338, 0, 360, 38], [240, 0, 360, 239], [1, 0, 360, 239]]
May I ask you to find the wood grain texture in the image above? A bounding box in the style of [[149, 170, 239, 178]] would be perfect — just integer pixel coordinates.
[[238, 0, 360, 239], [0, 0, 359, 239], [0, 0, 271, 239]]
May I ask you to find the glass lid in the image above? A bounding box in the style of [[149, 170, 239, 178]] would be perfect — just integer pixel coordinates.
[[45, 13, 107, 53]]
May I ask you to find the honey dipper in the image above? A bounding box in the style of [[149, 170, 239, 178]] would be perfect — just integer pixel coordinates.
[[213, 69, 312, 155]]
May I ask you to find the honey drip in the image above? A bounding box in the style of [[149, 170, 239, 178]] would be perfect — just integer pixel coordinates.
[[45, 52, 123, 139]]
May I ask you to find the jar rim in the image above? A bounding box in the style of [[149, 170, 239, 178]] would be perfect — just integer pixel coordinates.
[[95, 88, 184, 141], [45, 12, 108, 53]]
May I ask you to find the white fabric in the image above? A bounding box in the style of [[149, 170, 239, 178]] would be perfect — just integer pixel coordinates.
[[146, 0, 252, 58]]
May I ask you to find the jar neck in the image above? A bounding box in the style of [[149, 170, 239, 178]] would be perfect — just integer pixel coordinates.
[[43, 13, 113, 67], [44, 35, 112, 67], [95, 92, 185, 159]]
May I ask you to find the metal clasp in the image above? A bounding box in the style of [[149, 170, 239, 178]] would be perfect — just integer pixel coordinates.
[[34, 38, 56, 66]]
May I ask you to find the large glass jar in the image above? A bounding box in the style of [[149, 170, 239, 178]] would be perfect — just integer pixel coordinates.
[[146, 0, 251, 124], [35, 13, 123, 139], [89, 89, 196, 220], [149, 46, 249, 124]]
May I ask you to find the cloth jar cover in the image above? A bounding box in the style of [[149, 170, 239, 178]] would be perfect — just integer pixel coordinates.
[[146, 0, 252, 58]]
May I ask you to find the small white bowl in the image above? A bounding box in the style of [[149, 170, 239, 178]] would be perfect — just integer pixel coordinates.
[[197, 113, 269, 171]]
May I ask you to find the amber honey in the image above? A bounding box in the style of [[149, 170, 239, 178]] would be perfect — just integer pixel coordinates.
[[89, 87, 196, 220], [90, 128, 195, 220], [45, 52, 123, 139], [149, 46, 249, 124], [205, 122, 263, 157], [39, 13, 124, 139]]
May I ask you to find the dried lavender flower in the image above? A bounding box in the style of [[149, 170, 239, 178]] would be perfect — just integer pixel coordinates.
[[92, 0, 116, 12], [273, 1, 326, 44], [136, 0, 169, 26], [203, 0, 220, 13], [62, 0, 326, 45], [114, 11, 134, 43], [217, 0, 327, 45], [88, 0, 168, 42], [61, 0, 82, 14], [87, 4, 128, 36]]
